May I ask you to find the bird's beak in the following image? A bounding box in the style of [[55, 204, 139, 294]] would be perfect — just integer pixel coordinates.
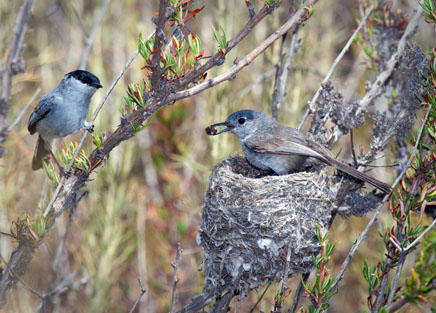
[[205, 122, 233, 136], [94, 83, 103, 89]]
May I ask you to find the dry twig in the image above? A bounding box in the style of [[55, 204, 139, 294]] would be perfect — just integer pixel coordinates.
[[128, 278, 147, 313], [170, 243, 183, 313]]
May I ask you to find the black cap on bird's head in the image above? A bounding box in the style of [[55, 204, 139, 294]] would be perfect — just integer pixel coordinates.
[[65, 70, 102, 89], [205, 110, 265, 138]]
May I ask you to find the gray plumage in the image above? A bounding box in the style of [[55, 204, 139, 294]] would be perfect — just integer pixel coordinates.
[[28, 70, 102, 170], [208, 110, 392, 194]]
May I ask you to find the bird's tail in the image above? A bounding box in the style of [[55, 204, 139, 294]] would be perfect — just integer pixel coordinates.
[[32, 136, 51, 170], [325, 156, 392, 194]]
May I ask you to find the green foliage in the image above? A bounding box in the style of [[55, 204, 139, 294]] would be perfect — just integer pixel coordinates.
[[43, 159, 60, 186], [212, 25, 227, 55], [92, 132, 105, 149], [1, 212, 47, 242], [420, 0, 436, 23], [54, 142, 90, 173], [301, 226, 338, 312], [402, 231, 436, 307]]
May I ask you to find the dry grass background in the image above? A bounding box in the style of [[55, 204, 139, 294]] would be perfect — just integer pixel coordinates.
[[0, 0, 433, 312]]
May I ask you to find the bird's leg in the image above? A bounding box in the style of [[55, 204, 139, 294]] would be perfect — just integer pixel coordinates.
[[83, 120, 94, 133]]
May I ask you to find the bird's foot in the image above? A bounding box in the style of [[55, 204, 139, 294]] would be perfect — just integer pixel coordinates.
[[60, 167, 73, 178], [84, 121, 94, 133]]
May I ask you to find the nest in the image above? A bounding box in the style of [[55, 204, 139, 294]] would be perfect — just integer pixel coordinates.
[[197, 155, 335, 297]]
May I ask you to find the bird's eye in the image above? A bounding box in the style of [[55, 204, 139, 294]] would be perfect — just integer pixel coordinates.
[[238, 118, 246, 125]]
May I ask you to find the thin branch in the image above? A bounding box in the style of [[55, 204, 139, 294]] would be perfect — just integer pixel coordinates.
[[389, 237, 403, 253], [329, 104, 432, 296], [7, 87, 40, 131], [0, 254, 42, 299], [386, 254, 406, 309], [404, 217, 436, 252], [359, 1, 370, 43], [150, 0, 169, 95], [245, 0, 256, 19], [350, 129, 358, 166], [297, 4, 374, 131], [281, 240, 294, 293], [363, 162, 400, 168], [128, 278, 147, 313], [169, 0, 319, 102], [249, 280, 273, 313], [79, 0, 111, 70], [272, 32, 289, 120], [170, 243, 183, 313], [289, 272, 309, 313], [272, 24, 301, 121], [388, 296, 408, 313]]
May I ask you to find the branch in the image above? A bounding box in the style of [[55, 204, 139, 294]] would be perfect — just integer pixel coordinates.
[[289, 272, 309, 313], [79, 0, 111, 70], [404, 217, 436, 252], [150, 0, 169, 95], [297, 4, 374, 131], [128, 278, 147, 313], [0, 0, 36, 156], [272, 22, 300, 121], [169, 0, 319, 102], [248, 280, 272, 313], [0, 254, 42, 300], [168, 4, 276, 91], [386, 254, 406, 309]]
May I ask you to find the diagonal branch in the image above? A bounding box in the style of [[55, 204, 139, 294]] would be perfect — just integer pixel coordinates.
[[271, 23, 300, 121], [168, 0, 318, 102], [168, 4, 276, 92]]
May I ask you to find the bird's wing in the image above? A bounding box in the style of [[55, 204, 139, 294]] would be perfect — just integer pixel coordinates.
[[244, 131, 330, 162], [28, 94, 57, 134]]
